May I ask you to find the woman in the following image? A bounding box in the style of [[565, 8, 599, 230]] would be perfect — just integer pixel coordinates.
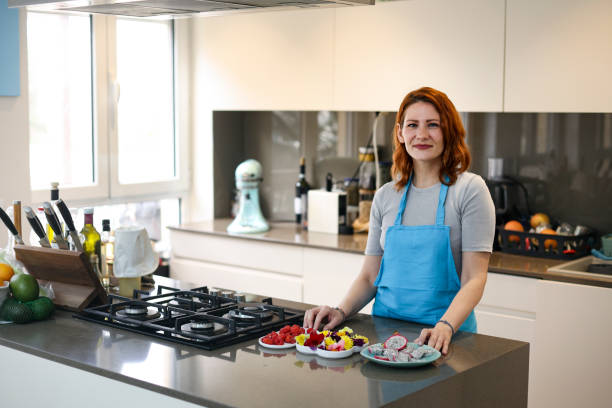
[[303, 87, 495, 355]]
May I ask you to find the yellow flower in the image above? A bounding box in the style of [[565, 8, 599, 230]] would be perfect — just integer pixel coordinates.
[[295, 334, 306, 346], [324, 337, 335, 346], [321, 330, 330, 337], [341, 336, 353, 350], [341, 326, 354, 334], [355, 334, 369, 344]]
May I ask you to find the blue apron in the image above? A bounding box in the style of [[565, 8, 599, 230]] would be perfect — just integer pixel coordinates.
[[372, 176, 477, 333]]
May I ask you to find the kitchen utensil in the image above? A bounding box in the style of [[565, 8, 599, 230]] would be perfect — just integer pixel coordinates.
[[24, 206, 51, 248], [13, 200, 22, 237], [0, 206, 24, 245], [42, 202, 69, 249], [227, 159, 269, 234], [55, 199, 84, 252]]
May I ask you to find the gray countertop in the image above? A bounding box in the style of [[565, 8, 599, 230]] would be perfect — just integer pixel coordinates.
[[0, 277, 529, 408]]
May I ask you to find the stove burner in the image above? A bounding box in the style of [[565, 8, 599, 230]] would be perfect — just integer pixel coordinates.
[[115, 306, 161, 321], [227, 304, 274, 324], [124, 305, 148, 315], [180, 320, 228, 337]]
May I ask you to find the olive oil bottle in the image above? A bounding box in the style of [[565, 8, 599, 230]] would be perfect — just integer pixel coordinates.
[[81, 208, 101, 267]]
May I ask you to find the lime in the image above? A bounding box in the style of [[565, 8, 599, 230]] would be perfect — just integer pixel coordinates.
[[26, 296, 55, 320], [10, 274, 40, 302]]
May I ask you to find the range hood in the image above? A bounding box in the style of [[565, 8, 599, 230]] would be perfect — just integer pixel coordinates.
[[9, 0, 374, 18]]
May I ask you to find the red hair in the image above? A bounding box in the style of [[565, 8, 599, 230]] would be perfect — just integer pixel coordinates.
[[391, 87, 471, 189]]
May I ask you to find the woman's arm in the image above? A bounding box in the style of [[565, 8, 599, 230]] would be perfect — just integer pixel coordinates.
[[304, 255, 381, 330], [415, 251, 489, 354]]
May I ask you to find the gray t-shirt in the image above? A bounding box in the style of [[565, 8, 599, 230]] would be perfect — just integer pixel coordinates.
[[365, 172, 495, 277]]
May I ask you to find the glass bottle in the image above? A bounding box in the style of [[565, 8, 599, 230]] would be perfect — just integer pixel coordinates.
[[101, 219, 114, 286], [295, 156, 310, 229], [358, 147, 376, 201], [81, 208, 101, 268]]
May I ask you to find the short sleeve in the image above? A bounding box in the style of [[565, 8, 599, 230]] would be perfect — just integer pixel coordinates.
[[460, 175, 496, 253], [364, 189, 384, 256]]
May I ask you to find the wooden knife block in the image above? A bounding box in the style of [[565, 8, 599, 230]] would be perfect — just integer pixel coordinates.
[[14, 245, 108, 311]]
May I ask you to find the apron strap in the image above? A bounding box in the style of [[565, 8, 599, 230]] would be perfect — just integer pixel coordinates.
[[435, 176, 450, 226], [394, 174, 412, 226]]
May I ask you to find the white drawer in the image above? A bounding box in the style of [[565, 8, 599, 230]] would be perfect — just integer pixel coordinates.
[[170, 257, 303, 302], [480, 272, 537, 313], [170, 230, 303, 277]]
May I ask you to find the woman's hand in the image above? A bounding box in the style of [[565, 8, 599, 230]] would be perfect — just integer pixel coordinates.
[[414, 322, 453, 355], [303, 306, 344, 331]]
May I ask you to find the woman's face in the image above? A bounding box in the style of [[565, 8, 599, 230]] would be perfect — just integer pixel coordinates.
[[397, 101, 444, 163]]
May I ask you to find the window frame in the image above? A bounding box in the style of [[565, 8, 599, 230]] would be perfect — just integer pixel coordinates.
[[29, 13, 190, 206]]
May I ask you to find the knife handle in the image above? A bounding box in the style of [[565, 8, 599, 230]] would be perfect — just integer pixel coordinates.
[[43, 202, 64, 238], [56, 199, 76, 232], [0, 206, 19, 236], [24, 206, 46, 239], [13, 201, 22, 237]]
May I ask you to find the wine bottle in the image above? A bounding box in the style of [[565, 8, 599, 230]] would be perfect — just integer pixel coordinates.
[[81, 208, 101, 268], [46, 182, 60, 244], [294, 157, 310, 228], [101, 219, 114, 288]]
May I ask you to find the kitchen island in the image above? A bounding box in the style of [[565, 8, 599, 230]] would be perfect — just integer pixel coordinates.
[[0, 278, 529, 408]]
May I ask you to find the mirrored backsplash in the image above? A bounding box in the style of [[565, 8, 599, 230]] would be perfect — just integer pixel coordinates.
[[213, 111, 612, 234]]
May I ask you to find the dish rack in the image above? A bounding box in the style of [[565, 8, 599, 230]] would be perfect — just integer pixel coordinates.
[[497, 226, 596, 260]]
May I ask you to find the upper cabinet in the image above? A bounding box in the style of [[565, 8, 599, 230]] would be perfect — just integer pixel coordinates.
[[191, 9, 335, 111], [505, 0, 612, 112], [333, 0, 506, 111]]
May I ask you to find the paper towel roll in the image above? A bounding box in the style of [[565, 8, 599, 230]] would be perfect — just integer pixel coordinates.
[[113, 226, 159, 278]]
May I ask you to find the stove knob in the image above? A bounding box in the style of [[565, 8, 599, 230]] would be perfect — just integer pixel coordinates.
[[234, 293, 246, 303], [221, 290, 235, 299]]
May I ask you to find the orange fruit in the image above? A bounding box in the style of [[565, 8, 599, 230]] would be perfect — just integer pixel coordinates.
[[0, 263, 14, 282], [530, 213, 551, 229], [504, 220, 524, 244], [540, 228, 558, 250]]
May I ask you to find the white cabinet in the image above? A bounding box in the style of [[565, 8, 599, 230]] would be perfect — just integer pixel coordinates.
[[191, 9, 335, 110], [333, 0, 506, 111], [505, 0, 612, 112], [475, 272, 537, 344], [170, 229, 304, 301], [303, 248, 373, 314], [531, 280, 612, 408]]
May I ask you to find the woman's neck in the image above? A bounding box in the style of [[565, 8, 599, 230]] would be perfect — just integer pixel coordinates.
[[412, 159, 442, 188]]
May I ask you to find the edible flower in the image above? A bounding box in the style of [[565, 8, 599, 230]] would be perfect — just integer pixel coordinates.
[[295, 334, 307, 346]]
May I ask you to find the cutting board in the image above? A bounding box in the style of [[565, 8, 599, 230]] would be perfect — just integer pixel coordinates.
[[14, 245, 108, 311]]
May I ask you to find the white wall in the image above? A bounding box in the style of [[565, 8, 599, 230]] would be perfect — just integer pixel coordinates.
[[0, 9, 31, 248]]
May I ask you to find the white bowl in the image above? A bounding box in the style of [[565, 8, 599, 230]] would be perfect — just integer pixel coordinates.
[[316, 347, 353, 359], [296, 343, 319, 355], [0, 281, 9, 305]]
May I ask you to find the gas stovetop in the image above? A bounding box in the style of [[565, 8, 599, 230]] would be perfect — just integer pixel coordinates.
[[74, 285, 304, 350]]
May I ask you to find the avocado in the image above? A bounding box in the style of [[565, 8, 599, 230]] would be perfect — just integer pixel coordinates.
[[25, 297, 55, 321], [2, 298, 34, 323]]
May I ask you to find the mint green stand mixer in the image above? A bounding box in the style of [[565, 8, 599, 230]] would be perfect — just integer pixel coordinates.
[[227, 159, 269, 234]]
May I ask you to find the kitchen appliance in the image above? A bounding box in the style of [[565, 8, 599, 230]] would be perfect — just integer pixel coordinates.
[[307, 189, 348, 234], [75, 285, 304, 350], [8, 0, 374, 18], [227, 159, 269, 234]]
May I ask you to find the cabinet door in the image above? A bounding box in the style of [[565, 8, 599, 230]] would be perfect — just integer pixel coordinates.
[[505, 0, 612, 112], [191, 9, 334, 110], [303, 248, 373, 314], [532, 280, 612, 408], [333, 0, 505, 111]]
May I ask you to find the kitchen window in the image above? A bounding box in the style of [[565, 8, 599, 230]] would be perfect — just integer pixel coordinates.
[[27, 12, 190, 205]]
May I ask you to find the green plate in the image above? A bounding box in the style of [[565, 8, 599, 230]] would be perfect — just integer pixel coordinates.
[[359, 343, 441, 367]]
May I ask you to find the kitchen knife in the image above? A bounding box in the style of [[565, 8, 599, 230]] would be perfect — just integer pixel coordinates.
[[0, 206, 24, 245], [42, 202, 70, 250], [55, 199, 84, 252], [24, 206, 51, 248]]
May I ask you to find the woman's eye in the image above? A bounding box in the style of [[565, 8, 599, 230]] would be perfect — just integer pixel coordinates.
[[428, 123, 440, 128], [404, 123, 417, 128]]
